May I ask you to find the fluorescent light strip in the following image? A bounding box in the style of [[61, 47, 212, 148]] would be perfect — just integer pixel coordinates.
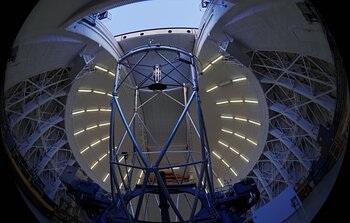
[[248, 120, 261, 126], [80, 146, 90, 154], [95, 65, 108, 72], [202, 64, 212, 72], [103, 173, 110, 182], [234, 117, 247, 122], [91, 161, 99, 169], [137, 179, 141, 184], [72, 110, 85, 115], [78, 89, 92, 93], [99, 153, 108, 161], [218, 178, 224, 187], [212, 151, 221, 159], [230, 168, 238, 176], [107, 93, 113, 97], [102, 136, 110, 141], [218, 141, 229, 148], [119, 183, 123, 189], [230, 99, 243, 103], [229, 147, 239, 155], [246, 138, 257, 146], [221, 129, 233, 134], [232, 77, 247, 82], [171, 167, 180, 170], [74, 129, 85, 136], [91, 140, 101, 147], [221, 159, 230, 167], [216, 101, 229, 105], [86, 108, 99, 112], [234, 132, 245, 139], [93, 90, 106, 95], [245, 99, 258, 104], [86, 125, 98, 130], [99, 122, 110, 127], [139, 171, 144, 178], [221, 115, 233, 119], [206, 85, 218, 92], [118, 157, 124, 162], [240, 154, 250, 162], [108, 71, 115, 77], [100, 108, 112, 111], [123, 174, 128, 180], [212, 55, 223, 64]]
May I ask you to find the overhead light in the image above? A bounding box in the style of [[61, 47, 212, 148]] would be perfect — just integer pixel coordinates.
[[245, 99, 258, 104], [103, 173, 110, 182], [137, 179, 141, 184], [100, 108, 111, 112], [232, 77, 247, 82], [230, 99, 243, 103], [216, 101, 229, 105], [221, 129, 233, 134], [218, 141, 229, 147], [221, 159, 230, 167], [93, 90, 106, 95], [139, 171, 144, 178], [118, 157, 124, 162], [99, 153, 108, 161], [230, 168, 238, 176], [123, 174, 128, 180], [99, 122, 110, 127], [206, 85, 218, 92], [119, 183, 123, 189], [234, 117, 247, 122], [91, 161, 99, 169], [202, 64, 212, 72], [108, 71, 115, 77], [86, 125, 98, 130], [95, 65, 108, 72], [86, 108, 99, 112], [212, 55, 223, 64], [80, 146, 90, 154], [74, 129, 85, 136], [107, 93, 113, 97], [234, 132, 245, 139], [78, 89, 92, 92], [172, 167, 180, 170], [212, 151, 221, 159], [248, 120, 261, 126], [72, 110, 85, 115], [91, 140, 101, 147], [218, 178, 224, 187], [229, 147, 239, 155], [101, 136, 110, 141], [246, 138, 257, 146], [220, 115, 233, 119], [240, 154, 249, 162]]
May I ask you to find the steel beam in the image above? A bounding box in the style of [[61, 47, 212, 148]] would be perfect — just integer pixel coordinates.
[[253, 169, 273, 200], [263, 151, 293, 187]]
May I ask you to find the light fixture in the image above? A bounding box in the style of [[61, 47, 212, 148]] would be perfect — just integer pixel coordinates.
[[212, 151, 221, 159], [245, 99, 258, 104], [101, 136, 110, 141], [218, 178, 224, 187], [230, 99, 243, 103], [91, 161, 99, 169], [229, 146, 239, 155], [240, 154, 249, 162], [230, 168, 238, 176], [220, 115, 233, 119], [78, 89, 92, 92], [99, 153, 108, 161], [86, 108, 99, 112], [221, 128, 233, 134], [212, 55, 224, 64], [246, 138, 257, 146], [93, 90, 106, 95], [248, 120, 261, 126], [100, 108, 111, 112], [86, 125, 98, 130], [234, 132, 245, 139], [202, 64, 212, 72], [80, 146, 90, 154], [221, 159, 230, 167], [72, 110, 85, 115], [95, 65, 108, 72], [108, 71, 115, 77], [234, 117, 247, 122], [74, 129, 85, 136], [232, 77, 247, 82], [99, 122, 110, 127], [216, 101, 229, 105], [103, 173, 110, 182], [206, 85, 218, 92], [90, 140, 101, 147], [218, 141, 229, 147]]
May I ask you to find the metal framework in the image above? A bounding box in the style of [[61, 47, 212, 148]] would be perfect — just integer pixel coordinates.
[[247, 51, 336, 208], [107, 45, 216, 222], [4, 68, 83, 221]]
